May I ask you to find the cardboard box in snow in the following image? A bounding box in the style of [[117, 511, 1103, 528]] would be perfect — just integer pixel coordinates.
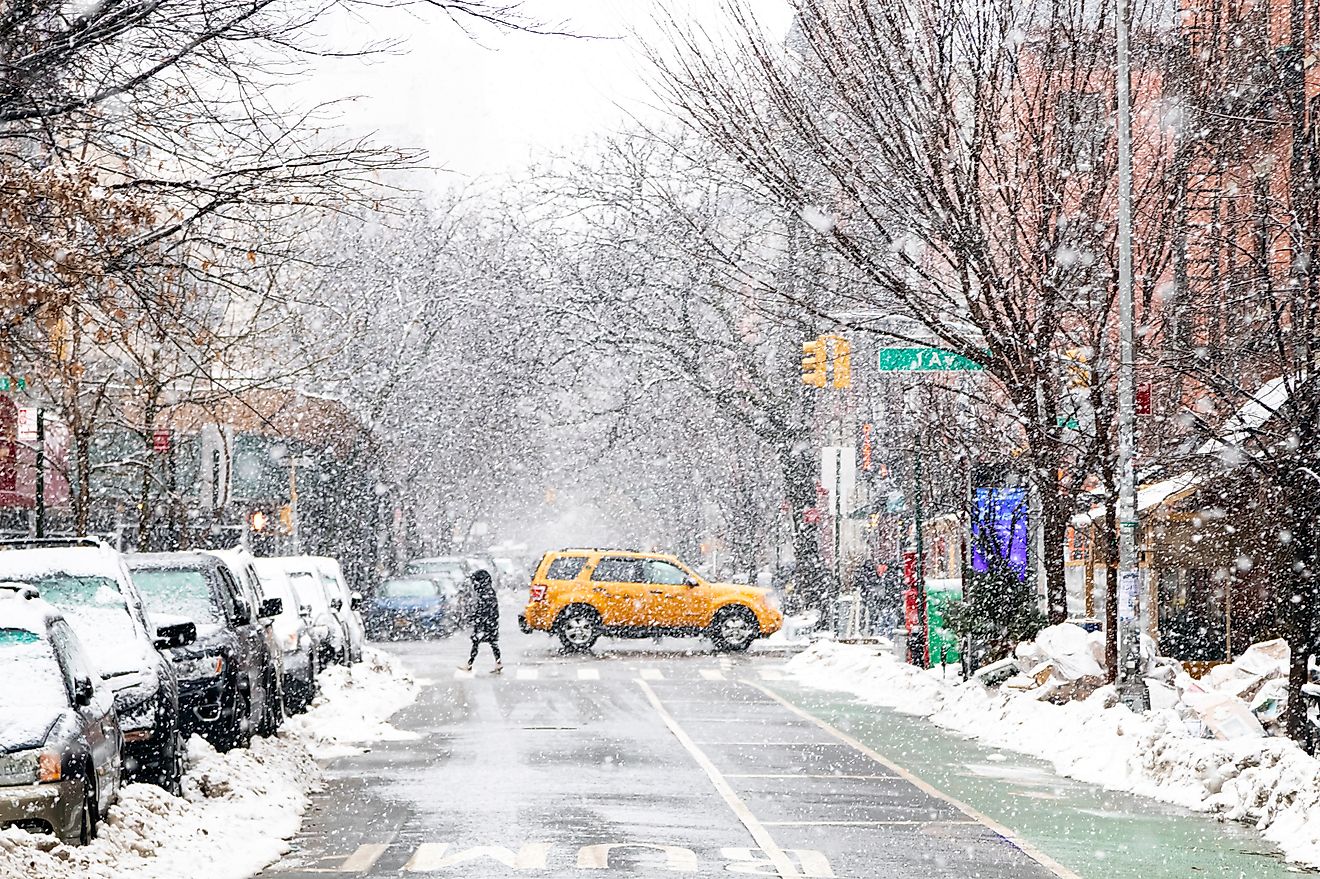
[[1181, 691, 1267, 740], [1233, 639, 1289, 678], [1033, 624, 1106, 681]]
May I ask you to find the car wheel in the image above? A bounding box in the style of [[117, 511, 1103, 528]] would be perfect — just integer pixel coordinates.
[[556, 606, 601, 652], [159, 728, 185, 796], [257, 674, 279, 737], [711, 606, 758, 652], [220, 693, 253, 752]]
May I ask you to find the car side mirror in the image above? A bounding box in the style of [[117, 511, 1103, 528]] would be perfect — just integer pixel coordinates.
[[232, 600, 252, 626], [330, 597, 343, 612], [684, 577, 700, 588], [350, 591, 363, 610], [155, 620, 197, 650], [73, 675, 94, 707], [260, 597, 283, 618]]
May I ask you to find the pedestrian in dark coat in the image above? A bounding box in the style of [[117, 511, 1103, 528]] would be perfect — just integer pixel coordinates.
[[459, 569, 502, 673]]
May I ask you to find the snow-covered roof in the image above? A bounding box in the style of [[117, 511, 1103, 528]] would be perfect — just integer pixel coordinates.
[[1198, 374, 1292, 456], [1071, 471, 1201, 526]]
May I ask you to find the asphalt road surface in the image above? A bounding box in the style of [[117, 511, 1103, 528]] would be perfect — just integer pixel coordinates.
[[259, 599, 1296, 879]]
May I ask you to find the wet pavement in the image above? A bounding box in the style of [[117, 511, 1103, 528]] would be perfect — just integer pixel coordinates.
[[259, 606, 1302, 879]]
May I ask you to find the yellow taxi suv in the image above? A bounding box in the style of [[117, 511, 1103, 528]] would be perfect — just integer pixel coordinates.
[[518, 549, 783, 652]]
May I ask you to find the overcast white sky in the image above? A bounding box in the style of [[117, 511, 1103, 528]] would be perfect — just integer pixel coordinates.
[[300, 0, 791, 183]]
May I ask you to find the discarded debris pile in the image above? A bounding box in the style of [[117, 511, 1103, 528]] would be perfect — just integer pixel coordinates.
[[975, 624, 1293, 741]]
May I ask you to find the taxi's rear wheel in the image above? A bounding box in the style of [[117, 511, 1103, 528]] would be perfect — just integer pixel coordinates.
[[557, 606, 601, 652], [711, 606, 758, 652]]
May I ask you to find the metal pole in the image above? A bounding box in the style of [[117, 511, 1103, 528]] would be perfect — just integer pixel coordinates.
[[913, 440, 929, 667], [34, 409, 45, 538], [1115, 0, 1148, 709]]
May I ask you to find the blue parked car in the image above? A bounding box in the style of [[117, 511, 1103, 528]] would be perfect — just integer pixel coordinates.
[[362, 575, 463, 641]]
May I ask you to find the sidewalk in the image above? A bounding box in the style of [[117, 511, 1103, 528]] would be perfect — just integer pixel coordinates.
[[779, 642, 1318, 877]]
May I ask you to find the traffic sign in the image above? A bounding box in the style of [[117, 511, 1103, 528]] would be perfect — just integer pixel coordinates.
[[877, 347, 983, 372], [152, 429, 172, 453], [0, 376, 27, 392]]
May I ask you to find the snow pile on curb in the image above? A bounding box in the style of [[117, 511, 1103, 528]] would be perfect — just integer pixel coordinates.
[[787, 640, 1320, 869], [283, 648, 420, 759], [0, 646, 417, 879]]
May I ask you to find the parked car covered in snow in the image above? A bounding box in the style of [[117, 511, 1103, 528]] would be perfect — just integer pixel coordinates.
[[251, 560, 319, 713], [0, 584, 123, 845], [305, 556, 365, 664], [277, 557, 349, 667], [126, 553, 281, 752], [205, 548, 286, 734], [0, 539, 190, 794]]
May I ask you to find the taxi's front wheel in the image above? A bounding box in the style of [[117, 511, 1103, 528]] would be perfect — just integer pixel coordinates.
[[557, 606, 601, 652], [711, 606, 758, 652]]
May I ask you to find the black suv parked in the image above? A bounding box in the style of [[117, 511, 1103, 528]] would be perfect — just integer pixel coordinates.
[[127, 554, 282, 752]]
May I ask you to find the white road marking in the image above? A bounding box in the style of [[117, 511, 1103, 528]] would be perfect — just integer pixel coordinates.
[[636, 679, 800, 879], [691, 742, 839, 747], [403, 843, 550, 871], [577, 668, 601, 681], [761, 820, 981, 827], [700, 669, 726, 680], [516, 668, 539, 680], [723, 848, 834, 878], [576, 843, 697, 871], [749, 683, 1082, 879], [338, 843, 389, 872], [640, 668, 664, 680]]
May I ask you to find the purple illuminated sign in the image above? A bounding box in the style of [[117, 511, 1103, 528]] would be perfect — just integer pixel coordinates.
[[971, 487, 1029, 580]]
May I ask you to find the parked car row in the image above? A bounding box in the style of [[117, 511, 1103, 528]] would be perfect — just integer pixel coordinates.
[[0, 539, 365, 845]]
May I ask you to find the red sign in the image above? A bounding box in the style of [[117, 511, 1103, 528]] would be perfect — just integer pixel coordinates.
[[902, 550, 917, 586], [1135, 381, 1153, 417], [903, 587, 919, 631], [152, 429, 172, 453], [860, 422, 873, 470]]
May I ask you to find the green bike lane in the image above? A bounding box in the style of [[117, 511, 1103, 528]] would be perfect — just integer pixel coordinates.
[[765, 681, 1306, 879]]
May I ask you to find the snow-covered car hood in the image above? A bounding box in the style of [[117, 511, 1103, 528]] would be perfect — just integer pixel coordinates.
[[0, 711, 60, 752]]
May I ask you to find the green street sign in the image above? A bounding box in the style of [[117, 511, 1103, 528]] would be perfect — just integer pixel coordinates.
[[877, 347, 984, 372], [0, 376, 28, 392]]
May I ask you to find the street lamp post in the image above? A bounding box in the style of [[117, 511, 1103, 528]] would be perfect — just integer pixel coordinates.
[[1115, 0, 1148, 708]]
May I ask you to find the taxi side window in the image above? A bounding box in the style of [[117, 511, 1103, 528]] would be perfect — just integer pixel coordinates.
[[590, 557, 643, 583], [546, 556, 587, 580], [642, 561, 688, 585]]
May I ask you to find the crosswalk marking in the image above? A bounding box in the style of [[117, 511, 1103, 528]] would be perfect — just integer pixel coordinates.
[[516, 668, 539, 680], [338, 843, 389, 872], [577, 668, 601, 680], [700, 669, 726, 681], [640, 668, 664, 680]]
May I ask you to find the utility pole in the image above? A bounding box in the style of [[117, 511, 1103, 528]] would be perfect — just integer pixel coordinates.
[[1115, 0, 1148, 709], [912, 437, 929, 667], [34, 409, 45, 538]]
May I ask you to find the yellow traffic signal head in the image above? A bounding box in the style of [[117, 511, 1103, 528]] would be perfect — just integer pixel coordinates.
[[801, 338, 827, 387]]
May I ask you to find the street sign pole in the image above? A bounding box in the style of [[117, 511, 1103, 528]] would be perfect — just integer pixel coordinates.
[[913, 438, 928, 667], [1115, 0, 1148, 709]]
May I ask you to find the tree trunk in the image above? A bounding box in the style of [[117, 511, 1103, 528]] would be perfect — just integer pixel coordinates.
[[1282, 464, 1320, 742], [780, 436, 828, 622]]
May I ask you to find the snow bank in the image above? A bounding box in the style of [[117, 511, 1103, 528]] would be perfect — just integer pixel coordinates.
[[786, 641, 1320, 869], [283, 647, 420, 759], [0, 646, 417, 879]]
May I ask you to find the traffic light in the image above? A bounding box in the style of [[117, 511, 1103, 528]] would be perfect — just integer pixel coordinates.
[[832, 337, 852, 389], [248, 509, 270, 533], [801, 338, 827, 387]]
